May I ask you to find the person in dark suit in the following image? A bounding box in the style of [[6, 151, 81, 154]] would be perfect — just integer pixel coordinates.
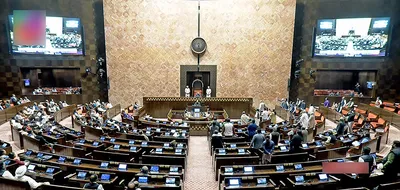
[[211, 130, 223, 149], [83, 174, 104, 190], [247, 119, 258, 141], [290, 131, 303, 153]]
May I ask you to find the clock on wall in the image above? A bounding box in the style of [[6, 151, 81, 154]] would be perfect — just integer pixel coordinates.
[[191, 37, 207, 54]]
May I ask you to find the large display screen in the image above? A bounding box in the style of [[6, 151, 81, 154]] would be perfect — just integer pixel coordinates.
[[8, 13, 84, 55], [313, 17, 390, 57]]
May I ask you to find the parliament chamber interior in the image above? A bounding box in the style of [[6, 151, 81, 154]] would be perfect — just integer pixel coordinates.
[[1, 0, 400, 189]]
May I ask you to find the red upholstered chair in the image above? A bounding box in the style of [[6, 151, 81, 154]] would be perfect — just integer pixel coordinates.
[[384, 106, 396, 112], [371, 118, 386, 129], [353, 118, 364, 129], [355, 108, 367, 116], [367, 112, 378, 122]]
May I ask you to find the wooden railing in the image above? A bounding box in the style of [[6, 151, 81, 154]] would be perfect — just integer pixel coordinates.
[[0, 102, 34, 125], [54, 104, 77, 123], [105, 104, 121, 120]]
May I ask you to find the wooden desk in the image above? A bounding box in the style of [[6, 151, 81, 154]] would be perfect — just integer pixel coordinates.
[[286, 173, 339, 189], [215, 156, 260, 181], [221, 176, 276, 190], [133, 175, 183, 190], [25, 163, 62, 183], [66, 169, 118, 189], [19, 150, 185, 180]]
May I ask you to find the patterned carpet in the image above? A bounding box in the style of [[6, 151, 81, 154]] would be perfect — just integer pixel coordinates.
[[184, 136, 219, 190]]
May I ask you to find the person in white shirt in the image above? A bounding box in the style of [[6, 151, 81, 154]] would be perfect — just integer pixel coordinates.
[[240, 111, 250, 125], [206, 86, 212, 98], [14, 165, 50, 189], [261, 108, 270, 122], [0, 160, 14, 179], [308, 113, 315, 130], [296, 110, 309, 129], [259, 101, 265, 111], [184, 86, 190, 97], [375, 97, 382, 108], [254, 109, 261, 126], [106, 102, 112, 109], [308, 104, 315, 115], [222, 118, 234, 137]]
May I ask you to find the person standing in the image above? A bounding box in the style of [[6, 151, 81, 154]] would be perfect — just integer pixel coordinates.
[[324, 97, 330, 107], [308, 104, 315, 115], [206, 86, 212, 98], [301, 127, 309, 143], [290, 131, 303, 153], [262, 136, 275, 164], [259, 101, 265, 112], [358, 147, 376, 178], [270, 127, 280, 145], [250, 130, 265, 149], [382, 141, 400, 178], [308, 113, 315, 130], [270, 110, 277, 124], [247, 119, 258, 141], [347, 109, 356, 134], [209, 121, 219, 138], [240, 111, 250, 125], [336, 117, 346, 136], [222, 118, 234, 137], [296, 110, 309, 129], [184, 86, 190, 97]]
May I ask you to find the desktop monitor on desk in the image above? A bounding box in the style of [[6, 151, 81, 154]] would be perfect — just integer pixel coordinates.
[[77, 171, 87, 179], [101, 174, 110, 181], [228, 178, 241, 187], [225, 167, 233, 173], [294, 164, 303, 170], [257, 178, 267, 185], [138, 176, 148, 184], [100, 162, 109, 169], [150, 165, 159, 173], [276, 165, 284, 172], [46, 168, 55, 174], [319, 174, 328, 181], [166, 177, 176, 185], [295, 176, 305, 183], [243, 166, 254, 173]]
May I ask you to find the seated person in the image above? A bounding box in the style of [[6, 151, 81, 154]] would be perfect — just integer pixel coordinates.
[[139, 166, 149, 175], [8, 152, 25, 165], [127, 181, 139, 190], [121, 110, 133, 121], [83, 174, 104, 190], [0, 148, 8, 160], [326, 130, 337, 144], [14, 165, 50, 189], [0, 160, 14, 179]]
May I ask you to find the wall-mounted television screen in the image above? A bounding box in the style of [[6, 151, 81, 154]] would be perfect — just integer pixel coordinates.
[[313, 17, 390, 57], [8, 13, 84, 55]]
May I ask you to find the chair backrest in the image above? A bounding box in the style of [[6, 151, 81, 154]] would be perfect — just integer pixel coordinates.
[[378, 118, 386, 124]]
